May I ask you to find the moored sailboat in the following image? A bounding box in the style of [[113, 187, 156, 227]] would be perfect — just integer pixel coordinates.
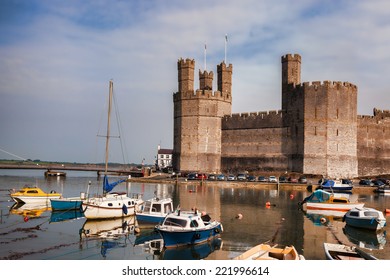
[[81, 80, 143, 220]]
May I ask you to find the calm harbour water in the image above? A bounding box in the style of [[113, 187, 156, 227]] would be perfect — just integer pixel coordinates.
[[0, 170, 389, 261]]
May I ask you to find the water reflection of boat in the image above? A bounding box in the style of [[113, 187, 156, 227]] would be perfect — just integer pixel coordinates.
[[50, 209, 84, 223], [134, 229, 223, 260], [343, 225, 386, 250], [79, 216, 139, 239], [304, 210, 345, 226], [159, 237, 223, 260], [10, 202, 51, 218], [134, 229, 164, 258]]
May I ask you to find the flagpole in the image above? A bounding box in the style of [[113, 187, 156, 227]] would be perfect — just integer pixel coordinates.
[[224, 34, 227, 64], [204, 43, 207, 70]]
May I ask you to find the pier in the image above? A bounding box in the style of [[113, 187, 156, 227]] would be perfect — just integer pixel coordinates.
[[0, 162, 144, 177]]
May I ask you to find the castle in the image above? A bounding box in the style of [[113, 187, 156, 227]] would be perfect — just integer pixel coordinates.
[[172, 54, 390, 178]]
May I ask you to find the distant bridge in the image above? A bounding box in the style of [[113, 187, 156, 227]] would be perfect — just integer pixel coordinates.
[[0, 162, 144, 177]]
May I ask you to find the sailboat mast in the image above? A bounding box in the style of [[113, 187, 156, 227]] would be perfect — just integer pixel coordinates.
[[105, 80, 113, 175]]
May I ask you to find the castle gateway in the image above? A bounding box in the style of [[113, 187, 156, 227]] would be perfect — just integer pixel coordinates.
[[173, 54, 390, 178]]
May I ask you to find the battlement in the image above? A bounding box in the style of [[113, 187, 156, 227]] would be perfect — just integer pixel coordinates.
[[173, 89, 232, 102], [358, 108, 390, 122], [217, 62, 233, 72], [281, 54, 301, 63], [178, 58, 195, 67], [293, 80, 357, 91], [374, 108, 390, 118], [222, 110, 283, 130]]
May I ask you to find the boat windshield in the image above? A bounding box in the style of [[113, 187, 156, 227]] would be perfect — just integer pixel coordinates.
[[164, 203, 172, 214], [143, 201, 152, 212], [163, 217, 187, 228], [364, 211, 379, 218]]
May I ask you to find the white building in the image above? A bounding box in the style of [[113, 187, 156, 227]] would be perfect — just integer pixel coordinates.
[[156, 145, 173, 171]]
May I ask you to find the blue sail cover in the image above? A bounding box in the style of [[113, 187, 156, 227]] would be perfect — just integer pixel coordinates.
[[321, 180, 335, 187], [103, 175, 126, 193]]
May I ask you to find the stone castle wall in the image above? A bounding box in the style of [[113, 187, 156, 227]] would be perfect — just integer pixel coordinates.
[[173, 55, 390, 178], [221, 111, 289, 173], [357, 110, 390, 176]]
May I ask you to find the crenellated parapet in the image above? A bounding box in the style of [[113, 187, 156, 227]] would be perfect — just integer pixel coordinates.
[[294, 80, 358, 91], [222, 110, 284, 130], [281, 53, 301, 63], [373, 108, 390, 118], [173, 89, 232, 102]]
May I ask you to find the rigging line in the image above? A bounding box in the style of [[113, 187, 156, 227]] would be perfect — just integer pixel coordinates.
[[112, 88, 129, 166], [0, 147, 27, 161]]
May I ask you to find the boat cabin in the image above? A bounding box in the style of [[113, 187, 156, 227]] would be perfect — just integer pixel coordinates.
[[161, 210, 210, 229], [142, 198, 173, 215]]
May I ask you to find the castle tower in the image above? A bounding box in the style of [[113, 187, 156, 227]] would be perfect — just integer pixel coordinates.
[[178, 58, 195, 93], [199, 70, 213, 90], [281, 54, 301, 111], [217, 62, 233, 95], [173, 59, 232, 173]]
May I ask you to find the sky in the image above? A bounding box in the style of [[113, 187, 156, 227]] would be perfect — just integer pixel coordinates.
[[1, 0, 389, 165]]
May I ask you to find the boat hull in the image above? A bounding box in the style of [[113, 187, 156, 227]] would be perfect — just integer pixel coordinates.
[[51, 197, 83, 211], [323, 243, 377, 260], [81, 194, 142, 219], [157, 222, 223, 248], [345, 216, 386, 231], [136, 213, 165, 226], [11, 194, 61, 204], [304, 202, 364, 212]]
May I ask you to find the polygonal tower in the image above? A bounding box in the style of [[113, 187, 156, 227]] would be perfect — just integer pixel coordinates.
[[173, 59, 232, 173]]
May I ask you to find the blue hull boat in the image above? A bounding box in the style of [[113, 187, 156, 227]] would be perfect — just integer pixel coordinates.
[[344, 207, 387, 231], [136, 197, 173, 226], [155, 209, 223, 248], [320, 179, 353, 192], [51, 197, 84, 211]]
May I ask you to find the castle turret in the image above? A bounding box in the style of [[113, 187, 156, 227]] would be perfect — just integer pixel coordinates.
[[178, 58, 195, 93], [199, 70, 213, 91], [173, 59, 232, 174], [281, 54, 301, 111], [217, 62, 233, 96]]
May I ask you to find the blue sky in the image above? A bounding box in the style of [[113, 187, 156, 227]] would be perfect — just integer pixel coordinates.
[[1, 0, 389, 165]]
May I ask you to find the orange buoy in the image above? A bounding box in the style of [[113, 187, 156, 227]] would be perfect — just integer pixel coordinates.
[[290, 194, 294, 199], [23, 216, 29, 222], [266, 202, 271, 207]]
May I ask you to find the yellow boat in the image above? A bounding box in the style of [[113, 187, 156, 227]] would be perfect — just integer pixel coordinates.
[[233, 243, 305, 260], [9, 186, 61, 204]]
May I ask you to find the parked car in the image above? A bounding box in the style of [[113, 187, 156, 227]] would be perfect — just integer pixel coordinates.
[[289, 177, 298, 183], [227, 174, 236, 181], [278, 176, 288, 183], [269, 176, 278, 183], [237, 174, 247, 181], [298, 176, 307, 184], [208, 174, 216, 180], [372, 180, 385, 187], [247, 175, 257, 182], [187, 173, 197, 180], [217, 174, 226, 181], [359, 179, 373, 186], [196, 173, 208, 180], [258, 176, 268, 182]]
